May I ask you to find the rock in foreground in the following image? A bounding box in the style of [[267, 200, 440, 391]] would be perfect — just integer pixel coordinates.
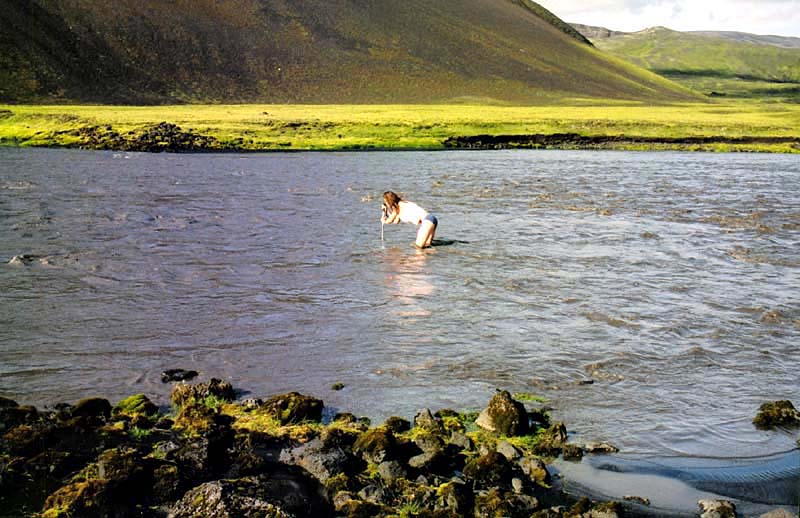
[[0, 381, 628, 518]]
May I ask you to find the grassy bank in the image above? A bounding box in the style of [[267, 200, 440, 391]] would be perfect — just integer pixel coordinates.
[[1, 101, 799, 153]]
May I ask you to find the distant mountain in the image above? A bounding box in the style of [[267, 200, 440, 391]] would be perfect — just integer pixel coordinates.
[[689, 31, 800, 50], [0, 0, 694, 104], [571, 24, 800, 100]]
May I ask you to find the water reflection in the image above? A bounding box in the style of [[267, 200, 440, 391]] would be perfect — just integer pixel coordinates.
[[381, 246, 434, 318]]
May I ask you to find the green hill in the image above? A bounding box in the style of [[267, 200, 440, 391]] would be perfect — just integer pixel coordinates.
[[0, 0, 694, 104], [574, 25, 800, 101]]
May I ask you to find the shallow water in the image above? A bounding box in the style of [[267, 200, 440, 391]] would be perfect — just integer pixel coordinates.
[[1, 148, 798, 458]]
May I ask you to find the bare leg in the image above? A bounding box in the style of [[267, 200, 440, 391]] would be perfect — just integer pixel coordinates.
[[416, 220, 436, 248]]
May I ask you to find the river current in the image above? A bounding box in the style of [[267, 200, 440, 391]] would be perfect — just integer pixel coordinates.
[[1, 148, 798, 460]]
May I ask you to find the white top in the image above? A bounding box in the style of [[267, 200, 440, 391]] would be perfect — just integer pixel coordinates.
[[397, 200, 429, 225]]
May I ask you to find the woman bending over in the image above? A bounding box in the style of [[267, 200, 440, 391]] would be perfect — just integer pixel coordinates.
[[381, 191, 438, 248]]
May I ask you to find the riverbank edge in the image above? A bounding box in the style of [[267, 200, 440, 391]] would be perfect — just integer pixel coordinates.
[[5, 379, 795, 518], [2, 132, 799, 154], [2, 103, 800, 154]]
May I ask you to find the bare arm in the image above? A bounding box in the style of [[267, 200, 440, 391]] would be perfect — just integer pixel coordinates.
[[381, 204, 401, 224], [383, 210, 400, 224]]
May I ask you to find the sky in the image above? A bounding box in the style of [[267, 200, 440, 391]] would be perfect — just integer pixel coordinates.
[[535, 0, 800, 38]]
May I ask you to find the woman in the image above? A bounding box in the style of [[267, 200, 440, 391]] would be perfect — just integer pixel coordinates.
[[381, 191, 438, 248]]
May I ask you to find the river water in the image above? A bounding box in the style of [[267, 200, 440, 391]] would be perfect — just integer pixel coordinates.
[[1, 148, 798, 460]]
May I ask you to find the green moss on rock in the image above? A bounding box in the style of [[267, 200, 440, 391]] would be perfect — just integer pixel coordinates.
[[112, 394, 158, 418], [463, 451, 512, 489], [475, 391, 529, 436], [753, 400, 800, 429], [42, 479, 109, 518], [170, 378, 235, 409], [353, 428, 399, 464], [532, 422, 567, 457], [173, 403, 222, 437], [261, 392, 324, 425]]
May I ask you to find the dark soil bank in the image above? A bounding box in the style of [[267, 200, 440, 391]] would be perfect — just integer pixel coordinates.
[[0, 380, 794, 518], [442, 133, 800, 150]]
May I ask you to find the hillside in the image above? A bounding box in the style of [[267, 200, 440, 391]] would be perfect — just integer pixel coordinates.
[[0, 0, 694, 104], [572, 24, 800, 101]]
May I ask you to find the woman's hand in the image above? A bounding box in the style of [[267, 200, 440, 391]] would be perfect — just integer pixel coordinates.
[[382, 209, 399, 224]]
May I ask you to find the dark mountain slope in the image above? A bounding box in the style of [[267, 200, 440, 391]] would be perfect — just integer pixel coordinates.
[[0, 0, 693, 103]]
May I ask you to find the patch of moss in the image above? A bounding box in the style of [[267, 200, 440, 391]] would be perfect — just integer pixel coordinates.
[[353, 428, 398, 461], [112, 394, 158, 418], [503, 428, 548, 454], [221, 403, 322, 441], [201, 394, 228, 410], [439, 415, 465, 434], [325, 472, 352, 494], [172, 403, 219, 437], [42, 479, 108, 518], [128, 426, 152, 441], [512, 392, 547, 403]]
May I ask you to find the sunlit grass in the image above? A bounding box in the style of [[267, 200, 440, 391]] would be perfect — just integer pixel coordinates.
[[1, 101, 798, 152]]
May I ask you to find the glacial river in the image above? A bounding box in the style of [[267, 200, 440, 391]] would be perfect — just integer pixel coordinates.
[[1, 148, 798, 463]]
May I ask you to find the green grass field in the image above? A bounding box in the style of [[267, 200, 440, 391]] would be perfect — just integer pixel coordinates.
[[1, 101, 799, 153]]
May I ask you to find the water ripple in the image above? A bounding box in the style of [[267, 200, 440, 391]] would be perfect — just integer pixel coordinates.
[[1, 148, 798, 457]]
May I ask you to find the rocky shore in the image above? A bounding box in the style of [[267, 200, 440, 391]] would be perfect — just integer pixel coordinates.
[[0, 378, 796, 518], [442, 133, 800, 151]]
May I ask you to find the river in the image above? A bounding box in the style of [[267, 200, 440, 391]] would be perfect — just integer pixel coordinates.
[[1, 148, 798, 465]]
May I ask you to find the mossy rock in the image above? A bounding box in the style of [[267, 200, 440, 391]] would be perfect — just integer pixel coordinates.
[[436, 409, 467, 434], [463, 451, 512, 489], [436, 480, 473, 514], [384, 416, 412, 433], [0, 396, 19, 409], [753, 400, 800, 429], [170, 378, 235, 408], [71, 398, 112, 419], [152, 463, 182, 503], [352, 428, 399, 464], [261, 392, 323, 425], [336, 498, 390, 518], [519, 456, 550, 487], [475, 391, 529, 436], [415, 408, 445, 434], [565, 497, 592, 517], [173, 403, 224, 437], [0, 404, 38, 432], [413, 428, 446, 454], [112, 394, 158, 419], [532, 422, 567, 457], [95, 447, 145, 484], [325, 472, 353, 494], [562, 443, 584, 461], [168, 478, 296, 518], [42, 479, 110, 518], [322, 425, 361, 449], [333, 413, 371, 432], [2, 424, 40, 456], [590, 500, 623, 518], [474, 487, 538, 518]]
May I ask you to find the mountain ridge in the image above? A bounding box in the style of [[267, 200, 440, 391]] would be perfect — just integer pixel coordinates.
[[570, 23, 800, 100], [571, 23, 800, 49]]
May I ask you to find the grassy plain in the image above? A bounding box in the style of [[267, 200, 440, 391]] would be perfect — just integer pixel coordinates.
[[1, 101, 799, 153]]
